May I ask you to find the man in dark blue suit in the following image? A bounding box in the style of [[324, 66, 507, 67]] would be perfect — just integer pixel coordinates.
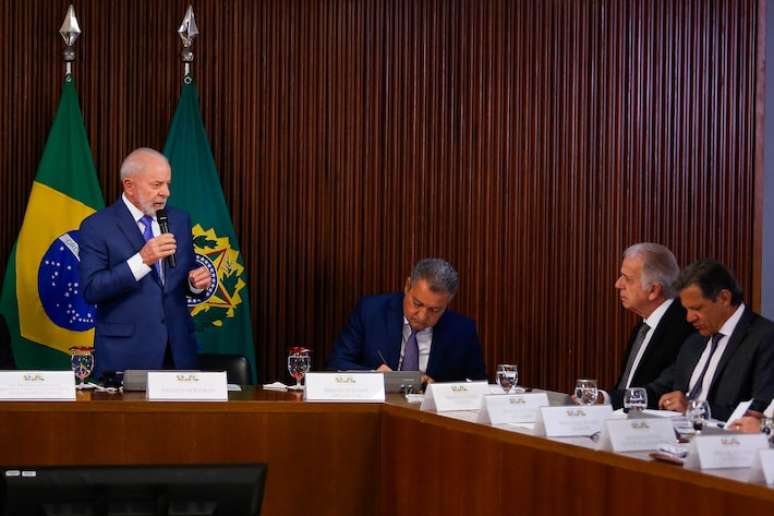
[[327, 258, 486, 383], [79, 148, 211, 378]]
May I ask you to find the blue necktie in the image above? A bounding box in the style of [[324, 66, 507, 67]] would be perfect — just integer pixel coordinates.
[[401, 328, 419, 371], [140, 215, 162, 282], [687, 333, 724, 400]]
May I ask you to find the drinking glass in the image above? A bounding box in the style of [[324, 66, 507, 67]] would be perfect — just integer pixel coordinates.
[[574, 378, 599, 405], [496, 364, 518, 394], [287, 347, 311, 391], [623, 387, 648, 413], [761, 416, 774, 447], [69, 346, 94, 389], [686, 398, 711, 433]]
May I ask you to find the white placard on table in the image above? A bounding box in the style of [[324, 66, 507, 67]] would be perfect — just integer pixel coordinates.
[[0, 371, 75, 401], [534, 405, 614, 437], [147, 371, 227, 401], [723, 400, 753, 430], [684, 433, 769, 470], [477, 393, 550, 425], [596, 417, 677, 452], [748, 449, 774, 485], [304, 372, 385, 403], [420, 382, 489, 412]]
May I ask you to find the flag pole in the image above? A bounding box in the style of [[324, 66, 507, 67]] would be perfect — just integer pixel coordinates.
[[177, 5, 199, 84], [59, 4, 81, 80]]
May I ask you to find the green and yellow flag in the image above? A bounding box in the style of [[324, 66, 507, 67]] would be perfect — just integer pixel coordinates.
[[163, 78, 257, 383], [0, 76, 104, 369]]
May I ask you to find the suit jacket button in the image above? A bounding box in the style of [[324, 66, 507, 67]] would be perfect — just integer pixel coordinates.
[[161, 318, 166, 324]]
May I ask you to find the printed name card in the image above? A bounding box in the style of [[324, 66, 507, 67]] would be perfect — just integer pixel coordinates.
[[304, 372, 385, 403], [477, 393, 550, 425], [0, 371, 75, 401], [749, 449, 774, 485], [420, 382, 489, 412], [596, 417, 677, 452], [684, 433, 769, 470], [534, 405, 614, 437], [147, 372, 227, 401]]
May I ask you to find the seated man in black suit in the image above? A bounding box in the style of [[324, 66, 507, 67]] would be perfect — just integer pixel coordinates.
[[655, 260, 774, 421], [326, 258, 486, 383], [604, 243, 694, 408]]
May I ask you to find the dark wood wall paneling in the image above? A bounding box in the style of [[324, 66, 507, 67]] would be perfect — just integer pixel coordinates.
[[0, 1, 762, 391]]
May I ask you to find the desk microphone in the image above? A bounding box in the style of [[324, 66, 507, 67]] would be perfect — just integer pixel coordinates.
[[155, 208, 176, 268]]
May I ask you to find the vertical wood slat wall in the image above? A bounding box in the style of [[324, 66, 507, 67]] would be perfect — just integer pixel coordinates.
[[0, 0, 762, 391]]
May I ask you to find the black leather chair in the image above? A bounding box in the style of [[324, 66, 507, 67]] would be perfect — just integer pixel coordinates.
[[0, 314, 15, 369], [198, 353, 251, 385]]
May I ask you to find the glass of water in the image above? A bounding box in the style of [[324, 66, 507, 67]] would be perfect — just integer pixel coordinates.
[[496, 364, 518, 394], [686, 398, 711, 433], [574, 378, 599, 405], [623, 387, 648, 413]]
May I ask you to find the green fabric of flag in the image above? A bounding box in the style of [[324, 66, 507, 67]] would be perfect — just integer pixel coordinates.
[[0, 77, 104, 369], [163, 79, 258, 383]]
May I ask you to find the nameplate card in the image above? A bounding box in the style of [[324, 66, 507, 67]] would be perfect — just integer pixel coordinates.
[[596, 417, 677, 452], [723, 400, 752, 430], [147, 372, 227, 401], [304, 372, 385, 403], [477, 393, 550, 425], [534, 405, 614, 437], [420, 382, 489, 412], [683, 433, 769, 470], [0, 371, 75, 401], [749, 449, 774, 485]]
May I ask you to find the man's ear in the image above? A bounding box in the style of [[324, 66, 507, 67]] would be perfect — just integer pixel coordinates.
[[715, 289, 733, 306], [648, 282, 663, 302], [404, 277, 412, 293]]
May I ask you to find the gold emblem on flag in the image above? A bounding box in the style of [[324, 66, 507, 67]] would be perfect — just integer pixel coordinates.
[[188, 224, 246, 329]]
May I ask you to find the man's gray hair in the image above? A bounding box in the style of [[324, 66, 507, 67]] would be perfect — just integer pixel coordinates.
[[410, 258, 459, 296], [623, 242, 680, 299], [120, 147, 169, 180]]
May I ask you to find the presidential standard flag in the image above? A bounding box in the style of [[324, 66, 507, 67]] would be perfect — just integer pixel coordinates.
[[0, 77, 104, 369], [163, 79, 257, 382]]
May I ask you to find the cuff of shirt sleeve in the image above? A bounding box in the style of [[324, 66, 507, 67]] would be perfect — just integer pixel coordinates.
[[127, 253, 152, 281], [188, 280, 204, 294]]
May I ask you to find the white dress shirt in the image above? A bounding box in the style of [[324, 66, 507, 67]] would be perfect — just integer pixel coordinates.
[[397, 317, 432, 373], [688, 303, 746, 402]]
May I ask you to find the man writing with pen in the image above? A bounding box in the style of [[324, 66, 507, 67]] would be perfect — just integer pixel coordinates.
[[326, 258, 487, 383]]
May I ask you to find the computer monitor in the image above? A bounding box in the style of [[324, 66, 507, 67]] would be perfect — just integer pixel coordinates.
[[0, 464, 267, 516]]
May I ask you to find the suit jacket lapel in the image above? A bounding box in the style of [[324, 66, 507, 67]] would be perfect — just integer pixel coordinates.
[[634, 302, 676, 374], [709, 307, 753, 391], [112, 200, 163, 289], [385, 295, 404, 370], [425, 313, 448, 375]]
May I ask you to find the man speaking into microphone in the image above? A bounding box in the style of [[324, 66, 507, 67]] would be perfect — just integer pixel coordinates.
[[79, 148, 211, 378]]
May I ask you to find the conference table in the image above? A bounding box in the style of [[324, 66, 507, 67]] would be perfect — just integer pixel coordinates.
[[0, 387, 772, 516]]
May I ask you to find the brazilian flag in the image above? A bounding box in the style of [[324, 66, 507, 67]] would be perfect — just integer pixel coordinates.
[[163, 77, 258, 383], [0, 76, 104, 369]]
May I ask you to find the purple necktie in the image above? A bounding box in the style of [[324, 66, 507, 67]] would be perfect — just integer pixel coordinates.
[[401, 328, 419, 371], [140, 215, 162, 281]]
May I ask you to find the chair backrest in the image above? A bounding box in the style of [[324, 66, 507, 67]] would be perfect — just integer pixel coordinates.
[[0, 314, 15, 369], [198, 353, 251, 385]]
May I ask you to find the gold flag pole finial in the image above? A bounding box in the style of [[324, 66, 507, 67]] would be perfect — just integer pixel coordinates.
[[59, 4, 81, 79], [177, 5, 199, 83]]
